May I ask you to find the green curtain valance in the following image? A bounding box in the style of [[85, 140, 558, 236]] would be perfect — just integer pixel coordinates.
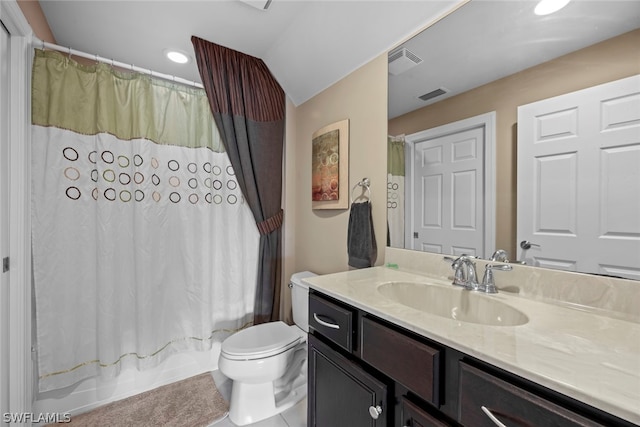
[[32, 49, 224, 152], [387, 135, 405, 176]]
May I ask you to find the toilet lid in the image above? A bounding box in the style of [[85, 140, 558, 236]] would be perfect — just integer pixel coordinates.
[[222, 321, 302, 359]]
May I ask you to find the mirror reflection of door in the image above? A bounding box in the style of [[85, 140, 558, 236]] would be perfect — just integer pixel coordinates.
[[517, 75, 640, 280], [405, 113, 495, 258]]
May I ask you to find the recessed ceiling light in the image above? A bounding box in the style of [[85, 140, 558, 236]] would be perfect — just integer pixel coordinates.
[[165, 49, 190, 64], [534, 0, 571, 16]]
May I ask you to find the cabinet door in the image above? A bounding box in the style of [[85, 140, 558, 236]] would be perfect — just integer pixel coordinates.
[[309, 334, 388, 427], [459, 362, 606, 427], [401, 397, 452, 427]]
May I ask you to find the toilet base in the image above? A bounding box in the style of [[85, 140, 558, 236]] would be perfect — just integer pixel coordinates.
[[219, 337, 307, 426], [228, 373, 306, 426]]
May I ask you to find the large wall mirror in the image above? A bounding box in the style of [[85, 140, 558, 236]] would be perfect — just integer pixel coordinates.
[[387, 0, 640, 280]]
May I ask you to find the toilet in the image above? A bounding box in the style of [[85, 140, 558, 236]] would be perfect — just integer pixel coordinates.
[[219, 271, 315, 426]]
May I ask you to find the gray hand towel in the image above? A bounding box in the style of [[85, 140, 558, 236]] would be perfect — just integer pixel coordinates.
[[348, 201, 377, 268]]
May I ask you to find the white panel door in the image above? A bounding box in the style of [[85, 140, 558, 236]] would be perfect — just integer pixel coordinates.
[[0, 19, 10, 421], [517, 75, 640, 280], [411, 126, 485, 257]]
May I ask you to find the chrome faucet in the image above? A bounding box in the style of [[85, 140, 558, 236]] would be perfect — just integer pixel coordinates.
[[490, 249, 510, 263], [446, 255, 479, 291], [479, 264, 513, 293]]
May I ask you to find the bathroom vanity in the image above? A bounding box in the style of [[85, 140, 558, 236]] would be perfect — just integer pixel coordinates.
[[304, 265, 639, 427]]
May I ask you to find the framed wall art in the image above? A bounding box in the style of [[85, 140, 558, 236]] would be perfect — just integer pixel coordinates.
[[311, 119, 349, 210]]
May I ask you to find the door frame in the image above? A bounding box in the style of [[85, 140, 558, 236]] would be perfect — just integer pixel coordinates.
[[404, 112, 496, 258], [1, 16, 10, 421], [0, 0, 33, 421]]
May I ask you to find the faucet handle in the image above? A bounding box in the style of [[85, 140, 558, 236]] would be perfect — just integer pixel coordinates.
[[443, 255, 460, 272], [479, 264, 513, 293], [443, 255, 471, 287], [487, 264, 513, 272], [490, 249, 510, 263]]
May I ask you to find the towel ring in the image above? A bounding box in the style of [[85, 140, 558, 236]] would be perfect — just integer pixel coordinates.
[[351, 178, 371, 203]]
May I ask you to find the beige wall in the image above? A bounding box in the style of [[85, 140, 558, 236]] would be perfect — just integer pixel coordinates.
[[388, 29, 640, 257], [282, 54, 388, 320], [17, 0, 55, 43]]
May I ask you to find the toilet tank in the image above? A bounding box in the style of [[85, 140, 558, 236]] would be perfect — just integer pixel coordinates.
[[290, 271, 316, 332]]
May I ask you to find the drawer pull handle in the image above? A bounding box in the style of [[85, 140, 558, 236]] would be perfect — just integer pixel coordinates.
[[368, 405, 383, 419], [313, 313, 340, 329], [481, 406, 507, 427]]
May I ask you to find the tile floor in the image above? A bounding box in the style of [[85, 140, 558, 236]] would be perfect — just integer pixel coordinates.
[[209, 370, 307, 427]]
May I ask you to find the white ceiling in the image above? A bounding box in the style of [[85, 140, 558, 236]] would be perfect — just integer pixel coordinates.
[[38, 0, 464, 106], [388, 0, 640, 118]]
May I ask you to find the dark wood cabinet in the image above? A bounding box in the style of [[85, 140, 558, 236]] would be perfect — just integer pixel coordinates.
[[308, 334, 388, 427], [459, 362, 608, 427], [308, 290, 453, 427], [307, 290, 634, 427]]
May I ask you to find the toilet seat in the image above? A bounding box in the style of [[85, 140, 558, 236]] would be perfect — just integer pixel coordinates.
[[221, 321, 303, 360]]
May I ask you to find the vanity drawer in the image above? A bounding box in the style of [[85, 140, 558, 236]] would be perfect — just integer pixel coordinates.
[[401, 397, 453, 427], [309, 292, 354, 352], [361, 316, 441, 406], [459, 362, 607, 427]]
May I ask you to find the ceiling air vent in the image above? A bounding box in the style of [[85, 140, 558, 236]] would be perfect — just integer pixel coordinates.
[[388, 48, 423, 75], [418, 88, 448, 102]]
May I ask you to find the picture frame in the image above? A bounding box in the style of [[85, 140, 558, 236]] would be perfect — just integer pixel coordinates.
[[311, 119, 349, 210]]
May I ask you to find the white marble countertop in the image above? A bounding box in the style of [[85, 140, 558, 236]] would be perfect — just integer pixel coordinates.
[[304, 266, 640, 425]]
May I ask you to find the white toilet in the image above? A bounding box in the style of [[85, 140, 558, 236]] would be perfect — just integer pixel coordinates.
[[219, 271, 315, 426]]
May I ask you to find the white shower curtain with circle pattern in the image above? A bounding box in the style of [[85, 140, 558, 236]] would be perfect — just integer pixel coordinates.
[[387, 135, 405, 248], [31, 49, 259, 392]]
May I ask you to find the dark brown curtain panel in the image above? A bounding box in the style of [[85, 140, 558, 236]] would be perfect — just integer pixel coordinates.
[[191, 36, 285, 324]]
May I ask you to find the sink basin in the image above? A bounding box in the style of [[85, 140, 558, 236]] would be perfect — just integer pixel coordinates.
[[377, 281, 529, 326]]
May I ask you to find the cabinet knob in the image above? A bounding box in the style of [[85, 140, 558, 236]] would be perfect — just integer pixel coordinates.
[[368, 405, 383, 419]]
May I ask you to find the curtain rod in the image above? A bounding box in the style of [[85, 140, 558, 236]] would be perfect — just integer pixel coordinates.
[[32, 38, 205, 90]]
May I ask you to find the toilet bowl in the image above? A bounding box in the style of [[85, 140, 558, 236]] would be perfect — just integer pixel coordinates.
[[218, 271, 315, 426]]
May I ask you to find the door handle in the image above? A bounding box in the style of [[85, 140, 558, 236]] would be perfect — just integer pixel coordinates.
[[520, 240, 540, 250]]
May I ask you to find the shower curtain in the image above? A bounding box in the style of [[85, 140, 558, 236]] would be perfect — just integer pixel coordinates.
[[387, 135, 405, 248], [192, 37, 286, 324], [31, 49, 259, 392]]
